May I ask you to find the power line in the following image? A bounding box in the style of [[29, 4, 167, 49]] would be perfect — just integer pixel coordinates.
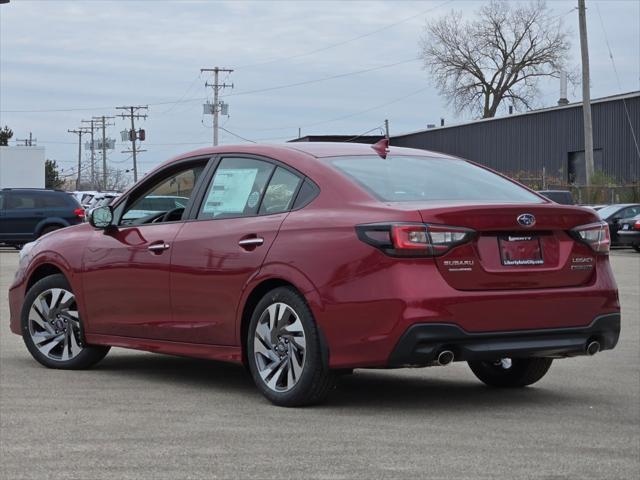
[[251, 84, 433, 132], [219, 127, 256, 144], [342, 125, 385, 143], [595, 2, 640, 168], [154, 73, 202, 116], [235, 0, 455, 69], [222, 59, 419, 98], [1, 59, 419, 114]]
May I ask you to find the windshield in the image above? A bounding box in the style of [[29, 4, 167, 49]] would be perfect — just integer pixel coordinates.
[[597, 205, 623, 219], [329, 155, 544, 203]]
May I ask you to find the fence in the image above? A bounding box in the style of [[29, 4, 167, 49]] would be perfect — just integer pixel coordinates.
[[507, 171, 640, 204]]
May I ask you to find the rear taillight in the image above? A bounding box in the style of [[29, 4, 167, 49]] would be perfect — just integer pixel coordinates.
[[634, 220, 640, 231], [74, 208, 85, 219], [571, 221, 610, 254], [356, 223, 475, 257]]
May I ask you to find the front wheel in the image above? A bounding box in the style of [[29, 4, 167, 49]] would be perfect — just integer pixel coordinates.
[[247, 287, 334, 407], [21, 274, 110, 369], [468, 357, 553, 388], [633, 245, 640, 253]]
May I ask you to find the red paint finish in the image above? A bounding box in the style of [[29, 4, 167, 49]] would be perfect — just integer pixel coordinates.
[[8, 143, 620, 371], [170, 213, 287, 345], [82, 223, 184, 339]]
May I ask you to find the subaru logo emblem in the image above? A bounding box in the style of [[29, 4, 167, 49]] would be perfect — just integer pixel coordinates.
[[517, 213, 536, 227]]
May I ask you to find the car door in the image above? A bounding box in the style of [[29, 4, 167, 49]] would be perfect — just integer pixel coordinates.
[[611, 206, 640, 242], [2, 191, 43, 242], [169, 156, 304, 345], [81, 158, 210, 339]]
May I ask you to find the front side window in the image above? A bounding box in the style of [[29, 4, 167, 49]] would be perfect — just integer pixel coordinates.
[[198, 157, 274, 219], [121, 164, 204, 225], [329, 155, 544, 203]]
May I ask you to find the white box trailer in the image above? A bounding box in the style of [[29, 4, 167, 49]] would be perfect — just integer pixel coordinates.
[[0, 146, 46, 189]]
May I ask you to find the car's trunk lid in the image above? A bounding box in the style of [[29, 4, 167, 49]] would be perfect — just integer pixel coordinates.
[[416, 203, 601, 290]]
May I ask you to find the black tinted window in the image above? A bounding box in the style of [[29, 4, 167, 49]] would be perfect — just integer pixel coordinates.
[[39, 193, 70, 208], [6, 192, 37, 209], [259, 167, 301, 215], [292, 179, 319, 210], [330, 155, 543, 203]]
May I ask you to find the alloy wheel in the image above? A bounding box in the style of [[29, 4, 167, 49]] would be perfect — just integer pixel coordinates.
[[28, 288, 83, 361], [253, 302, 306, 392]]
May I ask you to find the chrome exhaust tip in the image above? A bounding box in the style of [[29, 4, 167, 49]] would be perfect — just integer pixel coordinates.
[[586, 340, 600, 356], [436, 350, 455, 366]]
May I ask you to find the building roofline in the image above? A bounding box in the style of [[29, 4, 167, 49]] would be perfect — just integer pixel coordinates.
[[392, 90, 640, 139]]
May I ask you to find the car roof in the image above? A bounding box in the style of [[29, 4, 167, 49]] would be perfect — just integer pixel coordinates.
[[1, 188, 65, 193], [171, 142, 450, 161]]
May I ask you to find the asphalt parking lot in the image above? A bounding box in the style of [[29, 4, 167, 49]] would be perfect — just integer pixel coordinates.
[[0, 248, 638, 480]]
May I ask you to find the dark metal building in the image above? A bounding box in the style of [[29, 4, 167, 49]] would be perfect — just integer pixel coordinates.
[[290, 135, 381, 144], [391, 91, 640, 185]]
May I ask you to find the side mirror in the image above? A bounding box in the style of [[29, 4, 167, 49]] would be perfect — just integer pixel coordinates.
[[88, 205, 114, 229]]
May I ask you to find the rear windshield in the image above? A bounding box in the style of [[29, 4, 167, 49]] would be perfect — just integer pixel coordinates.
[[329, 155, 543, 203]]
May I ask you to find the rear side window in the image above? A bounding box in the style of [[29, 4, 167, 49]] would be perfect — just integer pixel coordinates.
[[329, 155, 543, 203], [38, 193, 70, 208], [198, 157, 274, 219], [259, 167, 302, 215], [6, 192, 37, 209], [292, 179, 319, 210]]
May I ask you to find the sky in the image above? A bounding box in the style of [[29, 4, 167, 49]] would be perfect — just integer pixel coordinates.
[[1, 0, 639, 181]]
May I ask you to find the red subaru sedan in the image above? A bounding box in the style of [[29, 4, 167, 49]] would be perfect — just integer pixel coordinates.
[[8, 142, 620, 406]]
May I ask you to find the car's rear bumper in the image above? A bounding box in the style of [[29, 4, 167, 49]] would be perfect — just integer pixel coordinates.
[[615, 230, 640, 246], [388, 313, 621, 367]]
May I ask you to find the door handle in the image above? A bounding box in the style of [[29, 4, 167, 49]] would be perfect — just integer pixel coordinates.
[[238, 237, 264, 248], [148, 242, 170, 252]]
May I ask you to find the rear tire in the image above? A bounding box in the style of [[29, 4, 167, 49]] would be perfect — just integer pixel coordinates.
[[468, 357, 553, 388], [21, 274, 110, 370], [247, 287, 334, 407]]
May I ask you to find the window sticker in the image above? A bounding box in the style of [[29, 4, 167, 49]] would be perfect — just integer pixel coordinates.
[[202, 168, 258, 214], [247, 190, 260, 208]]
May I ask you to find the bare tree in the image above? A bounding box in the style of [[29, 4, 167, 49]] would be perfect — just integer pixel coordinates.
[[420, 0, 572, 118]]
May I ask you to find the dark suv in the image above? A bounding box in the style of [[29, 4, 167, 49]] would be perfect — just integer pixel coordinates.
[[0, 189, 84, 249]]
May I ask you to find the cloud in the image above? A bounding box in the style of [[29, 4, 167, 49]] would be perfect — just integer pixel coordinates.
[[0, 0, 638, 175]]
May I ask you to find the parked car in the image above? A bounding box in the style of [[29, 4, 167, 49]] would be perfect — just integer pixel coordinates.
[[615, 214, 640, 252], [91, 194, 120, 209], [8, 143, 620, 406], [85, 192, 119, 210], [537, 190, 574, 205], [0, 188, 85, 249], [597, 204, 640, 246]]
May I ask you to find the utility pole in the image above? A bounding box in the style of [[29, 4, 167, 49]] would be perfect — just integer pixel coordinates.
[[68, 128, 88, 189], [578, 0, 594, 185], [81, 119, 98, 188], [16, 132, 36, 146], [92, 115, 115, 190], [116, 105, 148, 183], [201, 67, 233, 146]]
